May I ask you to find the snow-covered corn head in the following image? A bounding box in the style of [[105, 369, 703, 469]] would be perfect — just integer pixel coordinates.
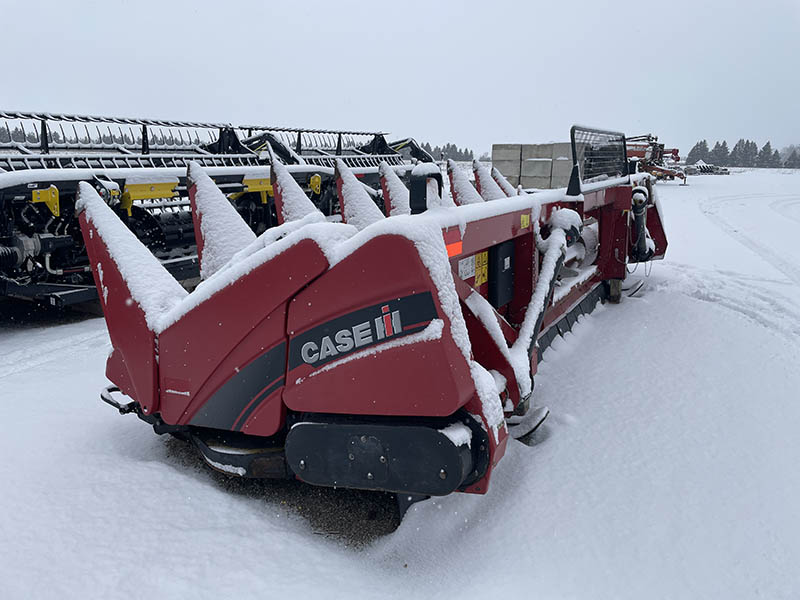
[[78, 126, 667, 510]]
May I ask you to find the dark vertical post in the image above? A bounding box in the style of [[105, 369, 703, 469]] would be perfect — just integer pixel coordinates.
[[141, 124, 150, 155], [40, 119, 49, 154]]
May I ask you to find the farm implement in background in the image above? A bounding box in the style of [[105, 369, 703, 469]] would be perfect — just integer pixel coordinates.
[[77, 123, 667, 514], [0, 110, 431, 307], [626, 134, 686, 183]]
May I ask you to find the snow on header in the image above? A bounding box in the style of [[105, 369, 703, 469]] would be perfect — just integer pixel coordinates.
[[335, 159, 384, 230], [491, 167, 517, 197], [472, 160, 506, 201], [410, 162, 441, 177], [158, 221, 356, 332], [330, 211, 506, 440], [447, 159, 484, 206], [411, 162, 454, 209], [269, 147, 325, 224], [549, 207, 583, 232], [379, 161, 410, 216], [428, 177, 456, 209], [187, 162, 256, 280], [76, 182, 187, 330], [510, 227, 566, 390]]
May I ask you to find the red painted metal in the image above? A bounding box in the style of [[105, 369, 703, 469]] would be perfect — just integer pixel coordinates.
[[158, 239, 328, 432], [592, 187, 631, 281], [82, 163, 669, 499], [79, 213, 159, 415], [540, 273, 603, 333], [187, 182, 206, 267], [284, 235, 474, 417], [645, 201, 669, 259]]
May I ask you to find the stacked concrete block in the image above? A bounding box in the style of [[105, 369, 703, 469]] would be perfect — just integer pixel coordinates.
[[550, 142, 573, 188], [491, 144, 522, 186], [519, 144, 550, 189], [491, 141, 575, 189]]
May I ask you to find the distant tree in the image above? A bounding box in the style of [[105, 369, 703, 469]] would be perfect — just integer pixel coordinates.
[[422, 141, 476, 161], [771, 149, 783, 168], [757, 141, 774, 168], [685, 140, 709, 164], [781, 144, 800, 163], [742, 140, 759, 167], [709, 141, 722, 164], [709, 140, 730, 166], [785, 150, 800, 169], [719, 140, 730, 165], [478, 151, 490, 162], [729, 139, 746, 166], [11, 125, 24, 143]]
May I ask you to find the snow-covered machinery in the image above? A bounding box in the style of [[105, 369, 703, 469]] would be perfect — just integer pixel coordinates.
[[684, 161, 729, 175], [79, 125, 667, 511], [0, 110, 429, 307], [626, 134, 686, 182]]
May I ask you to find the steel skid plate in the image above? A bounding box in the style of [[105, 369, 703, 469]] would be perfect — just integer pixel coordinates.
[[285, 419, 482, 496]]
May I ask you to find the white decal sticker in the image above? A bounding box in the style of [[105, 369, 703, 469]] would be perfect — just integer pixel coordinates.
[[458, 255, 476, 280]]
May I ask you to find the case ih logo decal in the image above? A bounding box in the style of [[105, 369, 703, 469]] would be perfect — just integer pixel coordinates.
[[299, 304, 401, 364], [289, 292, 437, 370]]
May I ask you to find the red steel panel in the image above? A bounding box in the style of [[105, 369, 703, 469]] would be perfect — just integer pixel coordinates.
[[158, 239, 329, 428], [285, 235, 475, 417], [79, 213, 159, 414]]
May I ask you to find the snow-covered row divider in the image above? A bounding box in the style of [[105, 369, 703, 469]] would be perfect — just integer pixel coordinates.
[[336, 159, 385, 230], [408, 162, 456, 210], [76, 182, 188, 330], [269, 146, 326, 224], [447, 159, 484, 206], [473, 159, 508, 200], [187, 161, 257, 280], [157, 220, 356, 332], [492, 166, 518, 196], [379, 161, 411, 216]]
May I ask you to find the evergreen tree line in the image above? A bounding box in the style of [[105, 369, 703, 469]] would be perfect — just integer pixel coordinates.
[[421, 141, 474, 161], [685, 139, 800, 168]]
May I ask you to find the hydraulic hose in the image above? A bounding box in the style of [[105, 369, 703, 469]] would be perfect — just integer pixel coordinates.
[[631, 186, 652, 262]]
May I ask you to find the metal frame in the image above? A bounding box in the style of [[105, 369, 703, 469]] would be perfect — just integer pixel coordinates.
[[0, 110, 392, 160], [568, 125, 629, 195]]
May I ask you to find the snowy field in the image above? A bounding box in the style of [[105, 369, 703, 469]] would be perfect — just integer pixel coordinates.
[[2, 170, 800, 598]]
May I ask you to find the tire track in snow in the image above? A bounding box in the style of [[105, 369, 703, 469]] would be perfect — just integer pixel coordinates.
[[0, 327, 108, 379], [768, 197, 800, 226], [700, 193, 800, 286], [655, 262, 800, 342]]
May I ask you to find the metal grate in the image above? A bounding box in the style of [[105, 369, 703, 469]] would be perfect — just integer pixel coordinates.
[[0, 152, 262, 172], [0, 110, 391, 158], [0, 111, 231, 155], [301, 154, 405, 169], [570, 126, 628, 184], [242, 129, 384, 157]]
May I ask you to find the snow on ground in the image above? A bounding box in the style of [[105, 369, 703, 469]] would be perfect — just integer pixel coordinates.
[[2, 170, 800, 598]]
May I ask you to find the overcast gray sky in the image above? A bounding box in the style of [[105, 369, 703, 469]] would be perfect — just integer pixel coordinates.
[[3, 0, 799, 156]]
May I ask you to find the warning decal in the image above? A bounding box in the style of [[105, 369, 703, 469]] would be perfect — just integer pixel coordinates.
[[475, 251, 488, 286]]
